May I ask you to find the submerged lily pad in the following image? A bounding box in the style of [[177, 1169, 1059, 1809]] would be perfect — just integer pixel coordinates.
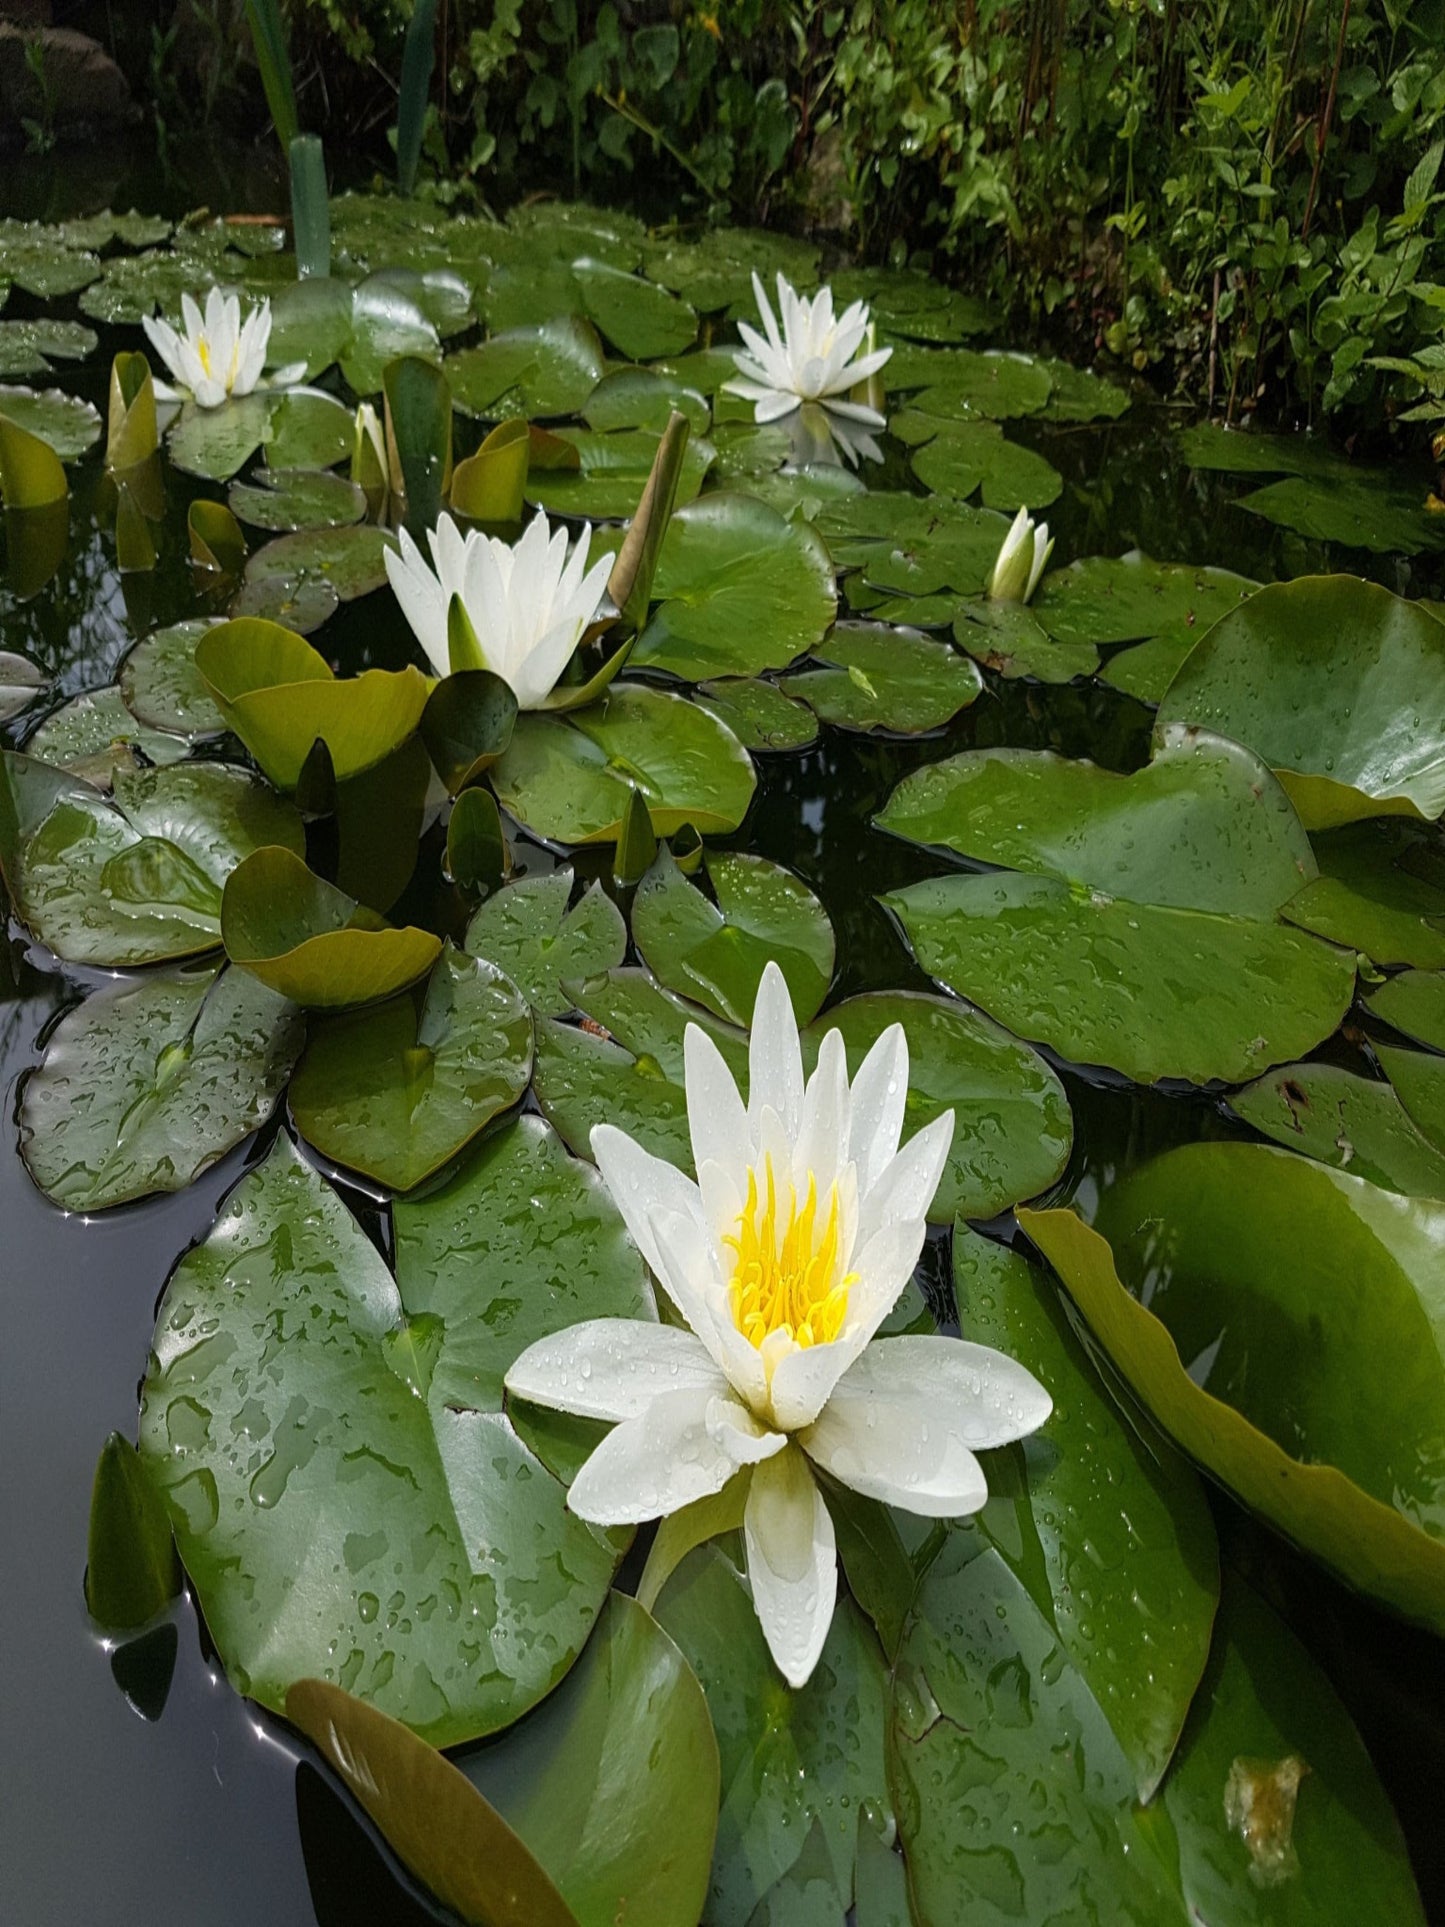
[[955, 1229, 1218, 1800], [804, 990, 1072, 1224], [1026, 1150, 1445, 1630], [0, 752, 305, 966], [464, 869, 626, 1019], [491, 686, 756, 844], [626, 493, 836, 681], [140, 1119, 649, 1743], [1156, 577, 1445, 827], [291, 947, 532, 1191], [632, 847, 835, 1026], [19, 962, 303, 1210], [886, 871, 1356, 1085], [781, 623, 983, 734]]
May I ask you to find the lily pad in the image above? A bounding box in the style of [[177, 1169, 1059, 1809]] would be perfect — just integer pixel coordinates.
[[1239, 473, 1445, 555], [695, 677, 818, 752], [1096, 631, 1198, 706], [448, 319, 606, 422], [263, 388, 355, 471], [583, 368, 710, 435], [568, 258, 697, 359], [291, 946, 532, 1191], [885, 871, 1356, 1085], [1229, 1061, 1445, 1195], [627, 493, 837, 681], [781, 624, 983, 734], [814, 492, 1006, 591], [892, 1538, 1425, 1923], [240, 523, 397, 615], [1175, 423, 1350, 476], [196, 618, 428, 791], [954, 1227, 1219, 1800], [491, 685, 756, 844], [1368, 968, 1445, 1051], [1156, 577, 1445, 827], [0, 650, 46, 721], [119, 619, 228, 737], [25, 685, 189, 786], [632, 847, 835, 1026], [464, 869, 626, 1019], [0, 319, 98, 378], [222, 845, 441, 1008], [886, 346, 1052, 417], [1030, 553, 1259, 651], [1381, 1044, 1445, 1152], [19, 962, 303, 1211], [951, 601, 1100, 683], [803, 990, 1072, 1224], [909, 421, 1063, 510], [877, 730, 1316, 918], [166, 393, 278, 483], [524, 427, 715, 522], [1024, 1149, 1445, 1629], [654, 1545, 890, 1926], [1282, 821, 1445, 967], [227, 467, 367, 534], [139, 1119, 648, 1742], [0, 752, 305, 966], [0, 384, 102, 461]]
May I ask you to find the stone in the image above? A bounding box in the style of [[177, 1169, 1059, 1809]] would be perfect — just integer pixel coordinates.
[[0, 24, 138, 149]]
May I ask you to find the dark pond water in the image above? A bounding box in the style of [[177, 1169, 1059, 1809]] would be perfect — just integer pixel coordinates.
[[4, 136, 1445, 1927]]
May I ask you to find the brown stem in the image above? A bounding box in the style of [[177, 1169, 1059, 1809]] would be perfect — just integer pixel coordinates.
[[1302, 0, 1351, 240]]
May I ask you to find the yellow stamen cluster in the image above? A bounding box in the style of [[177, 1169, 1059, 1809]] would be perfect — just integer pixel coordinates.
[[724, 1155, 853, 1351]]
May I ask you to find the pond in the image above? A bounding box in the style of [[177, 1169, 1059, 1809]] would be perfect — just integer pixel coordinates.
[[3, 148, 1445, 1927]]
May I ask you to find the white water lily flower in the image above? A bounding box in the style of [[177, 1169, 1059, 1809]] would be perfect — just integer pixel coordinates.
[[505, 963, 1052, 1687], [385, 508, 613, 706], [987, 504, 1054, 603], [141, 288, 303, 410], [724, 271, 892, 430]]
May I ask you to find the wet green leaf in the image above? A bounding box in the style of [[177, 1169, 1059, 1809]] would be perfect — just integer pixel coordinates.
[[570, 257, 698, 359], [1024, 1151, 1445, 1629], [606, 412, 692, 634], [695, 676, 818, 751], [1240, 473, 1445, 555], [86, 1434, 180, 1633], [951, 600, 1100, 683], [1030, 553, 1258, 649], [910, 421, 1062, 510], [582, 368, 710, 435], [140, 1118, 645, 1741], [189, 498, 247, 574], [447, 785, 509, 894], [0, 752, 305, 966], [459, 1591, 719, 1927], [451, 417, 529, 522], [955, 1228, 1219, 1799], [419, 668, 518, 794], [817, 491, 1006, 593], [222, 845, 441, 1008], [878, 730, 1316, 918], [1381, 1044, 1445, 1152], [612, 785, 658, 887], [803, 990, 1072, 1223], [1157, 578, 1445, 827], [886, 871, 1356, 1085], [0, 649, 46, 722], [27, 685, 189, 786], [384, 354, 454, 530], [263, 387, 355, 470], [0, 409, 67, 508], [227, 467, 367, 534], [1282, 821, 1445, 967], [166, 392, 277, 482], [120, 618, 228, 737], [523, 426, 713, 521], [0, 319, 97, 379], [291, 947, 532, 1191], [491, 685, 755, 844], [627, 492, 836, 680], [782, 623, 983, 734], [0, 382, 101, 461], [1368, 967, 1445, 1050], [633, 846, 834, 1026], [20, 961, 303, 1210], [654, 1545, 890, 1927], [448, 318, 607, 421], [465, 869, 626, 1019]]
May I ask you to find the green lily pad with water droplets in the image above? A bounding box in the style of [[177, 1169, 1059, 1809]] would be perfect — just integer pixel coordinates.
[[886, 870, 1356, 1086], [1368, 968, 1445, 1051], [885, 345, 1052, 417], [0, 384, 102, 461], [166, 392, 278, 483], [25, 685, 191, 786], [262, 388, 356, 471], [1239, 473, 1445, 555], [491, 685, 756, 845], [464, 869, 626, 1019], [1029, 552, 1259, 649], [0, 650, 46, 722], [120, 618, 228, 737], [1381, 1044, 1445, 1153], [582, 368, 711, 435], [228, 467, 368, 534], [18, 960, 303, 1211], [523, 427, 715, 521], [632, 846, 835, 1027], [240, 522, 396, 618], [1156, 576, 1445, 828], [448, 319, 607, 422], [781, 623, 983, 734], [910, 421, 1063, 510], [1282, 821, 1445, 968], [695, 677, 818, 752], [626, 492, 837, 681], [0, 751, 305, 967], [0, 320, 98, 379], [952, 600, 1100, 682], [955, 1227, 1219, 1800], [290, 946, 533, 1192], [138, 1116, 649, 1744]]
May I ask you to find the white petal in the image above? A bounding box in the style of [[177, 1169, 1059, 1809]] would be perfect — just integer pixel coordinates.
[[856, 1109, 954, 1248], [802, 1334, 1051, 1513], [567, 1385, 743, 1525], [748, 960, 804, 1136], [743, 1446, 837, 1688], [793, 1027, 849, 1199], [684, 1026, 751, 1196], [385, 531, 448, 676], [754, 389, 802, 424], [652, 1208, 769, 1411], [504, 1317, 720, 1422], [589, 1125, 708, 1327], [706, 1395, 787, 1468], [846, 1023, 908, 1189], [191, 376, 229, 410], [141, 314, 186, 386]]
